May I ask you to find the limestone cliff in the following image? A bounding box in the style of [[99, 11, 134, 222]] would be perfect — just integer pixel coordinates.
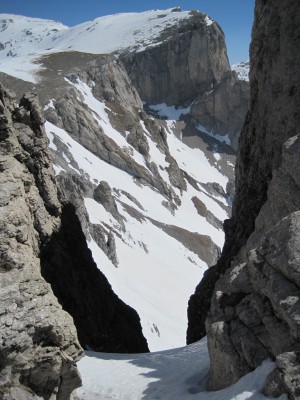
[[0, 81, 148, 398], [187, 0, 300, 398], [121, 11, 230, 106], [121, 10, 249, 149]]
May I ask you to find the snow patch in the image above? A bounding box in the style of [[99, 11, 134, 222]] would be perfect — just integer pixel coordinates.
[[148, 103, 191, 120], [196, 124, 231, 146], [77, 337, 287, 400], [205, 15, 214, 26]]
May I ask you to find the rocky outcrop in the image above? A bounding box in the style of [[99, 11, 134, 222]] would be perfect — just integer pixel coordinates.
[[121, 11, 249, 149], [121, 11, 230, 106], [0, 82, 149, 397], [187, 71, 249, 150], [187, 0, 300, 398], [40, 52, 180, 207], [0, 84, 82, 399]]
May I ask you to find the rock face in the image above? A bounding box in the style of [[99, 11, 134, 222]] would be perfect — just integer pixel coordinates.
[[187, 0, 300, 398], [121, 10, 249, 149], [0, 84, 82, 399], [121, 11, 230, 106], [187, 71, 249, 150], [0, 81, 148, 397]]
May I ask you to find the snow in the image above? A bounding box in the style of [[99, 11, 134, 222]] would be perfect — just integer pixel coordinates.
[[46, 120, 226, 350], [0, 14, 67, 82], [84, 198, 121, 229], [44, 72, 230, 351], [148, 103, 191, 120], [77, 338, 288, 400], [53, 164, 66, 175], [86, 206, 206, 351], [139, 120, 170, 183], [205, 15, 214, 26], [166, 121, 228, 190], [196, 123, 232, 146], [231, 60, 250, 81], [0, 9, 192, 82], [69, 78, 147, 168]]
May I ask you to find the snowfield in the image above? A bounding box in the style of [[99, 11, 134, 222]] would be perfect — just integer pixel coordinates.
[[77, 338, 288, 400]]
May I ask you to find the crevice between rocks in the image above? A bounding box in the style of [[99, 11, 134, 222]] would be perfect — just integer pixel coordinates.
[[40, 203, 149, 354]]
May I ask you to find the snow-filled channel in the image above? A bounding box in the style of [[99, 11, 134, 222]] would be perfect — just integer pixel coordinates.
[[77, 337, 288, 400]]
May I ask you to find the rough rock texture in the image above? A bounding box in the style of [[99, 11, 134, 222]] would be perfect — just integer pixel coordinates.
[[187, 71, 249, 150], [188, 0, 300, 398], [93, 181, 124, 228], [0, 83, 82, 399], [0, 82, 149, 397], [121, 11, 249, 148], [121, 11, 230, 106], [41, 52, 180, 207]]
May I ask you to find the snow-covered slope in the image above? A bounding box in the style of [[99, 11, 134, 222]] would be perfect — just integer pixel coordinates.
[[77, 338, 287, 400], [0, 8, 236, 353], [231, 60, 250, 81], [0, 9, 214, 82], [43, 74, 233, 351]]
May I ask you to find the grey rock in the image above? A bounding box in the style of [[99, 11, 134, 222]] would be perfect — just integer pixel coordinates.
[[107, 231, 119, 267], [0, 80, 149, 399], [188, 70, 249, 150], [93, 181, 124, 228], [121, 11, 230, 106], [0, 84, 82, 399], [188, 1, 300, 397], [263, 368, 286, 398], [165, 154, 187, 192]]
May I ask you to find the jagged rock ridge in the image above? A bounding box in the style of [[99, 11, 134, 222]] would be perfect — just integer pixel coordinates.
[[0, 84, 82, 399], [187, 0, 300, 398]]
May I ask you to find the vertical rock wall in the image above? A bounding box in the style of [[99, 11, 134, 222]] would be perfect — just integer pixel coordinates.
[[188, 0, 300, 398], [0, 84, 82, 399], [121, 11, 230, 106]]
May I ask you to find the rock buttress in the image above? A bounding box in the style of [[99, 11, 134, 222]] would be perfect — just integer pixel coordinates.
[[188, 0, 300, 397]]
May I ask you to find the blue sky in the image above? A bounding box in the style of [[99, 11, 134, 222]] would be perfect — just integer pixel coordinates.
[[0, 1, 255, 63]]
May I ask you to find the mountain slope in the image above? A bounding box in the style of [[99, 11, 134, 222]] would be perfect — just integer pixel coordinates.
[[0, 7, 247, 355], [0, 9, 202, 82], [0, 9, 249, 149], [0, 8, 240, 353], [41, 65, 231, 351], [231, 61, 249, 81]]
